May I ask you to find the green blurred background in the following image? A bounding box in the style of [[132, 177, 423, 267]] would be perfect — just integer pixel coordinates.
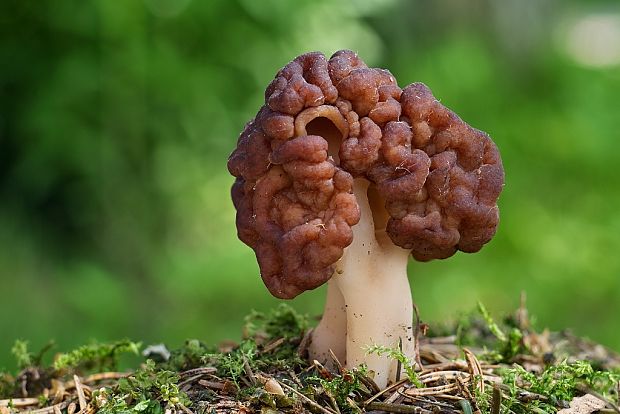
[[1, 0, 619, 370]]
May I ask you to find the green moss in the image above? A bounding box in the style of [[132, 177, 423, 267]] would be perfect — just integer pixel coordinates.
[[477, 301, 526, 362], [10, 340, 32, 370], [204, 340, 258, 387], [203, 305, 309, 389], [162, 339, 215, 372], [54, 339, 141, 373], [243, 303, 308, 341], [96, 359, 190, 414], [307, 366, 369, 413], [0, 371, 16, 398], [1, 304, 618, 414], [498, 360, 620, 413], [366, 344, 423, 388]]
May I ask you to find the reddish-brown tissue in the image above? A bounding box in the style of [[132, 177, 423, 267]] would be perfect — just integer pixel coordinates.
[[228, 50, 504, 298]]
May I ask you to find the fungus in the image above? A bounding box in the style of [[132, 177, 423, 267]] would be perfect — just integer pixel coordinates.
[[228, 50, 504, 388]]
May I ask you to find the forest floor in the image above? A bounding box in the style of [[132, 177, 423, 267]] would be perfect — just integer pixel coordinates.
[[1, 300, 619, 414]]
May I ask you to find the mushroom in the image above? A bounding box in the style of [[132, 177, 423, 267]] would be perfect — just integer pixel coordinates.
[[228, 50, 504, 388]]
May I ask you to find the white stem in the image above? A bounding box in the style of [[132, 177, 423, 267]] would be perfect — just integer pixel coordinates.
[[299, 113, 414, 388], [308, 278, 347, 367], [332, 178, 414, 388]]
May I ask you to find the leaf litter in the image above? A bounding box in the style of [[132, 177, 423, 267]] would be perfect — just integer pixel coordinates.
[[1, 300, 619, 414]]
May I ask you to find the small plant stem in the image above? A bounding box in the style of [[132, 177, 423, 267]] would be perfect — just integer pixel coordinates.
[[396, 338, 403, 383], [278, 381, 338, 414], [178, 403, 195, 414], [83, 372, 129, 383], [327, 392, 341, 414], [458, 399, 473, 414], [491, 384, 502, 414], [0, 398, 40, 407], [73, 375, 87, 412], [364, 378, 408, 405], [366, 401, 430, 413]]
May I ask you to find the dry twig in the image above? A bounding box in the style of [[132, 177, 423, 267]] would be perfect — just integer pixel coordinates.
[[73, 375, 87, 412]]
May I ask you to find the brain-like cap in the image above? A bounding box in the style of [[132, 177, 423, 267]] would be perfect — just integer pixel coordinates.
[[228, 50, 504, 299]]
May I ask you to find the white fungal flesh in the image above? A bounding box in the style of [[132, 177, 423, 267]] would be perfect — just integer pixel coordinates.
[[309, 178, 415, 389]]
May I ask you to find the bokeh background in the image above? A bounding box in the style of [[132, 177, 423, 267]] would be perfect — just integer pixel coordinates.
[[1, 0, 619, 370]]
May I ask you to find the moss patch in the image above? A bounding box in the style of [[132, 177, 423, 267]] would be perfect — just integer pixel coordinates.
[[1, 303, 618, 414]]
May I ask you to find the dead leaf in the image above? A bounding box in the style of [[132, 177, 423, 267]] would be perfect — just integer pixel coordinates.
[[557, 394, 606, 414]]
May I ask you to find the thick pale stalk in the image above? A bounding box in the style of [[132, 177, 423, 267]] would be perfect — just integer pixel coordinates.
[[308, 278, 347, 367], [311, 178, 415, 388], [301, 112, 415, 388]]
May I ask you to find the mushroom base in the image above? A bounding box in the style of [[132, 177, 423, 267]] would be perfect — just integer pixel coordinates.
[[309, 178, 415, 389]]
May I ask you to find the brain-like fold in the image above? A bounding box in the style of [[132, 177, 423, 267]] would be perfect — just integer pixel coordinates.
[[228, 50, 504, 298]]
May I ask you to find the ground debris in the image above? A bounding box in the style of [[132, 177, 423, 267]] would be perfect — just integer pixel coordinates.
[[1, 303, 619, 414], [557, 394, 607, 414]]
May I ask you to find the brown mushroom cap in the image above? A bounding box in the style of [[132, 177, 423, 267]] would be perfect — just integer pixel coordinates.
[[228, 50, 504, 299]]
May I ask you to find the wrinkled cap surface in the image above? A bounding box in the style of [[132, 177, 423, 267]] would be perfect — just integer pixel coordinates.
[[228, 50, 504, 299]]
